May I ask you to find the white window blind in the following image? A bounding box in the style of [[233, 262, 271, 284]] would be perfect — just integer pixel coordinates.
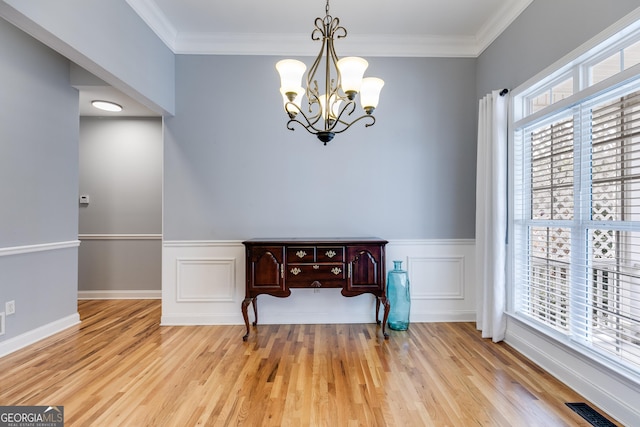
[[580, 90, 640, 366], [515, 115, 575, 333], [514, 85, 640, 371]]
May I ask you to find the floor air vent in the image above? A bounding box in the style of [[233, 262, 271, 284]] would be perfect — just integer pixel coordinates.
[[565, 403, 616, 427]]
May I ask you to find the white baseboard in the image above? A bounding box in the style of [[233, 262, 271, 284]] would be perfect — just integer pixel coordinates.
[[412, 310, 476, 322], [160, 313, 242, 326], [78, 290, 162, 300], [0, 313, 80, 358], [505, 316, 640, 426]]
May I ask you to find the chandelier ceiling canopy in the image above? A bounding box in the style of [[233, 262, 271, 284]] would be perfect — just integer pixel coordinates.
[[276, 0, 384, 145]]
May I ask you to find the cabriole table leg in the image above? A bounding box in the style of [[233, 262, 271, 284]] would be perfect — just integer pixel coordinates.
[[380, 295, 390, 339], [241, 297, 253, 341]]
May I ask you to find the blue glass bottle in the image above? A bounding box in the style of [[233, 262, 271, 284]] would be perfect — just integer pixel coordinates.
[[387, 260, 410, 331]]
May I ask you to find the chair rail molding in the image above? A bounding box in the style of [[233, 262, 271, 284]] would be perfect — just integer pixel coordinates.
[[0, 240, 80, 257], [78, 234, 162, 240]]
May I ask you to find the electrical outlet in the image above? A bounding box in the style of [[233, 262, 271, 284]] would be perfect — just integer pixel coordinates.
[[0, 312, 5, 336], [6, 301, 15, 316]]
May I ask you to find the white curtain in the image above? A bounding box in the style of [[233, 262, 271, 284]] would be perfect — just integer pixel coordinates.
[[476, 90, 508, 342]]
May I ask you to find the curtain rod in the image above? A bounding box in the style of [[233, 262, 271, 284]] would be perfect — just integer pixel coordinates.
[[499, 88, 509, 96]]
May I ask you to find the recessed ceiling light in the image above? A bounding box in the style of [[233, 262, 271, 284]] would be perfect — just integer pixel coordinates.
[[91, 100, 123, 112]]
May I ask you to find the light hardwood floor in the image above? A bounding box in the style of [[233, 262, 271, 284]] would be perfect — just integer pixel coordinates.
[[0, 299, 619, 426]]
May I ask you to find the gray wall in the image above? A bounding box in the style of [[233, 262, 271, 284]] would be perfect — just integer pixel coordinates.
[[0, 0, 175, 115], [476, 0, 640, 98], [164, 55, 478, 240], [0, 18, 79, 340], [79, 118, 162, 234], [78, 118, 162, 292]]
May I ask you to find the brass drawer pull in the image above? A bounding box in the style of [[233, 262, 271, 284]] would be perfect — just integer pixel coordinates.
[[296, 250, 307, 258], [290, 267, 302, 275], [331, 267, 342, 275], [313, 265, 320, 269], [325, 250, 336, 258]]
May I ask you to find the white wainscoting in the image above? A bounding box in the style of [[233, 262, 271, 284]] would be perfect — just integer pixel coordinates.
[[161, 239, 476, 326], [386, 240, 476, 322], [162, 241, 246, 325]]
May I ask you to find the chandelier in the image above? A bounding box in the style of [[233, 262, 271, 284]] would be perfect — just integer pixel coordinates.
[[276, 0, 384, 145]]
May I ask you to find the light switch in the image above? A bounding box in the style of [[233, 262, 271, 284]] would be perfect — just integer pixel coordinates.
[[79, 195, 90, 205]]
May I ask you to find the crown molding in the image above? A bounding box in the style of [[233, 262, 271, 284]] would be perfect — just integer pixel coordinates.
[[126, 0, 532, 58], [125, 0, 177, 49], [173, 32, 479, 57], [475, 0, 534, 55]]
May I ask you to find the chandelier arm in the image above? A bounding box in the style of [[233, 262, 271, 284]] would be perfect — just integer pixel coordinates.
[[286, 117, 326, 136], [329, 114, 377, 135], [326, 26, 342, 98], [331, 100, 357, 126], [330, 18, 347, 40], [302, 96, 324, 128], [286, 110, 376, 136], [285, 107, 324, 135], [312, 17, 325, 40], [307, 49, 326, 103], [282, 101, 312, 122]]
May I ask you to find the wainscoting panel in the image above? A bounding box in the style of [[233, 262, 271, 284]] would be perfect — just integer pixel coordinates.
[[177, 258, 235, 302], [386, 240, 476, 322], [162, 239, 476, 326], [408, 256, 465, 300], [162, 241, 246, 325]]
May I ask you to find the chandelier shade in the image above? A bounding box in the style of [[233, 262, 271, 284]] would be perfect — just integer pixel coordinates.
[[276, 0, 384, 144], [336, 57, 368, 98], [360, 77, 385, 114], [276, 59, 307, 100]]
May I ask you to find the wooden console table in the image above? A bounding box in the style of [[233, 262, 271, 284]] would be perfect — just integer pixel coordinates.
[[242, 238, 389, 340]]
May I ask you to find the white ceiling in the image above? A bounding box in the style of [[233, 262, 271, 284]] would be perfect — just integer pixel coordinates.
[[78, 86, 162, 117], [128, 0, 533, 56], [81, 0, 533, 116]]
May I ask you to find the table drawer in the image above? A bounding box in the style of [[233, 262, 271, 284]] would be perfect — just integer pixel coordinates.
[[286, 263, 346, 282], [316, 246, 344, 262], [287, 247, 315, 262]]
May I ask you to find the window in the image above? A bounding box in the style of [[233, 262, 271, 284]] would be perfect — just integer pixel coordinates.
[[518, 115, 574, 333], [529, 77, 574, 114], [512, 21, 640, 376], [591, 38, 640, 85], [515, 85, 640, 372]]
